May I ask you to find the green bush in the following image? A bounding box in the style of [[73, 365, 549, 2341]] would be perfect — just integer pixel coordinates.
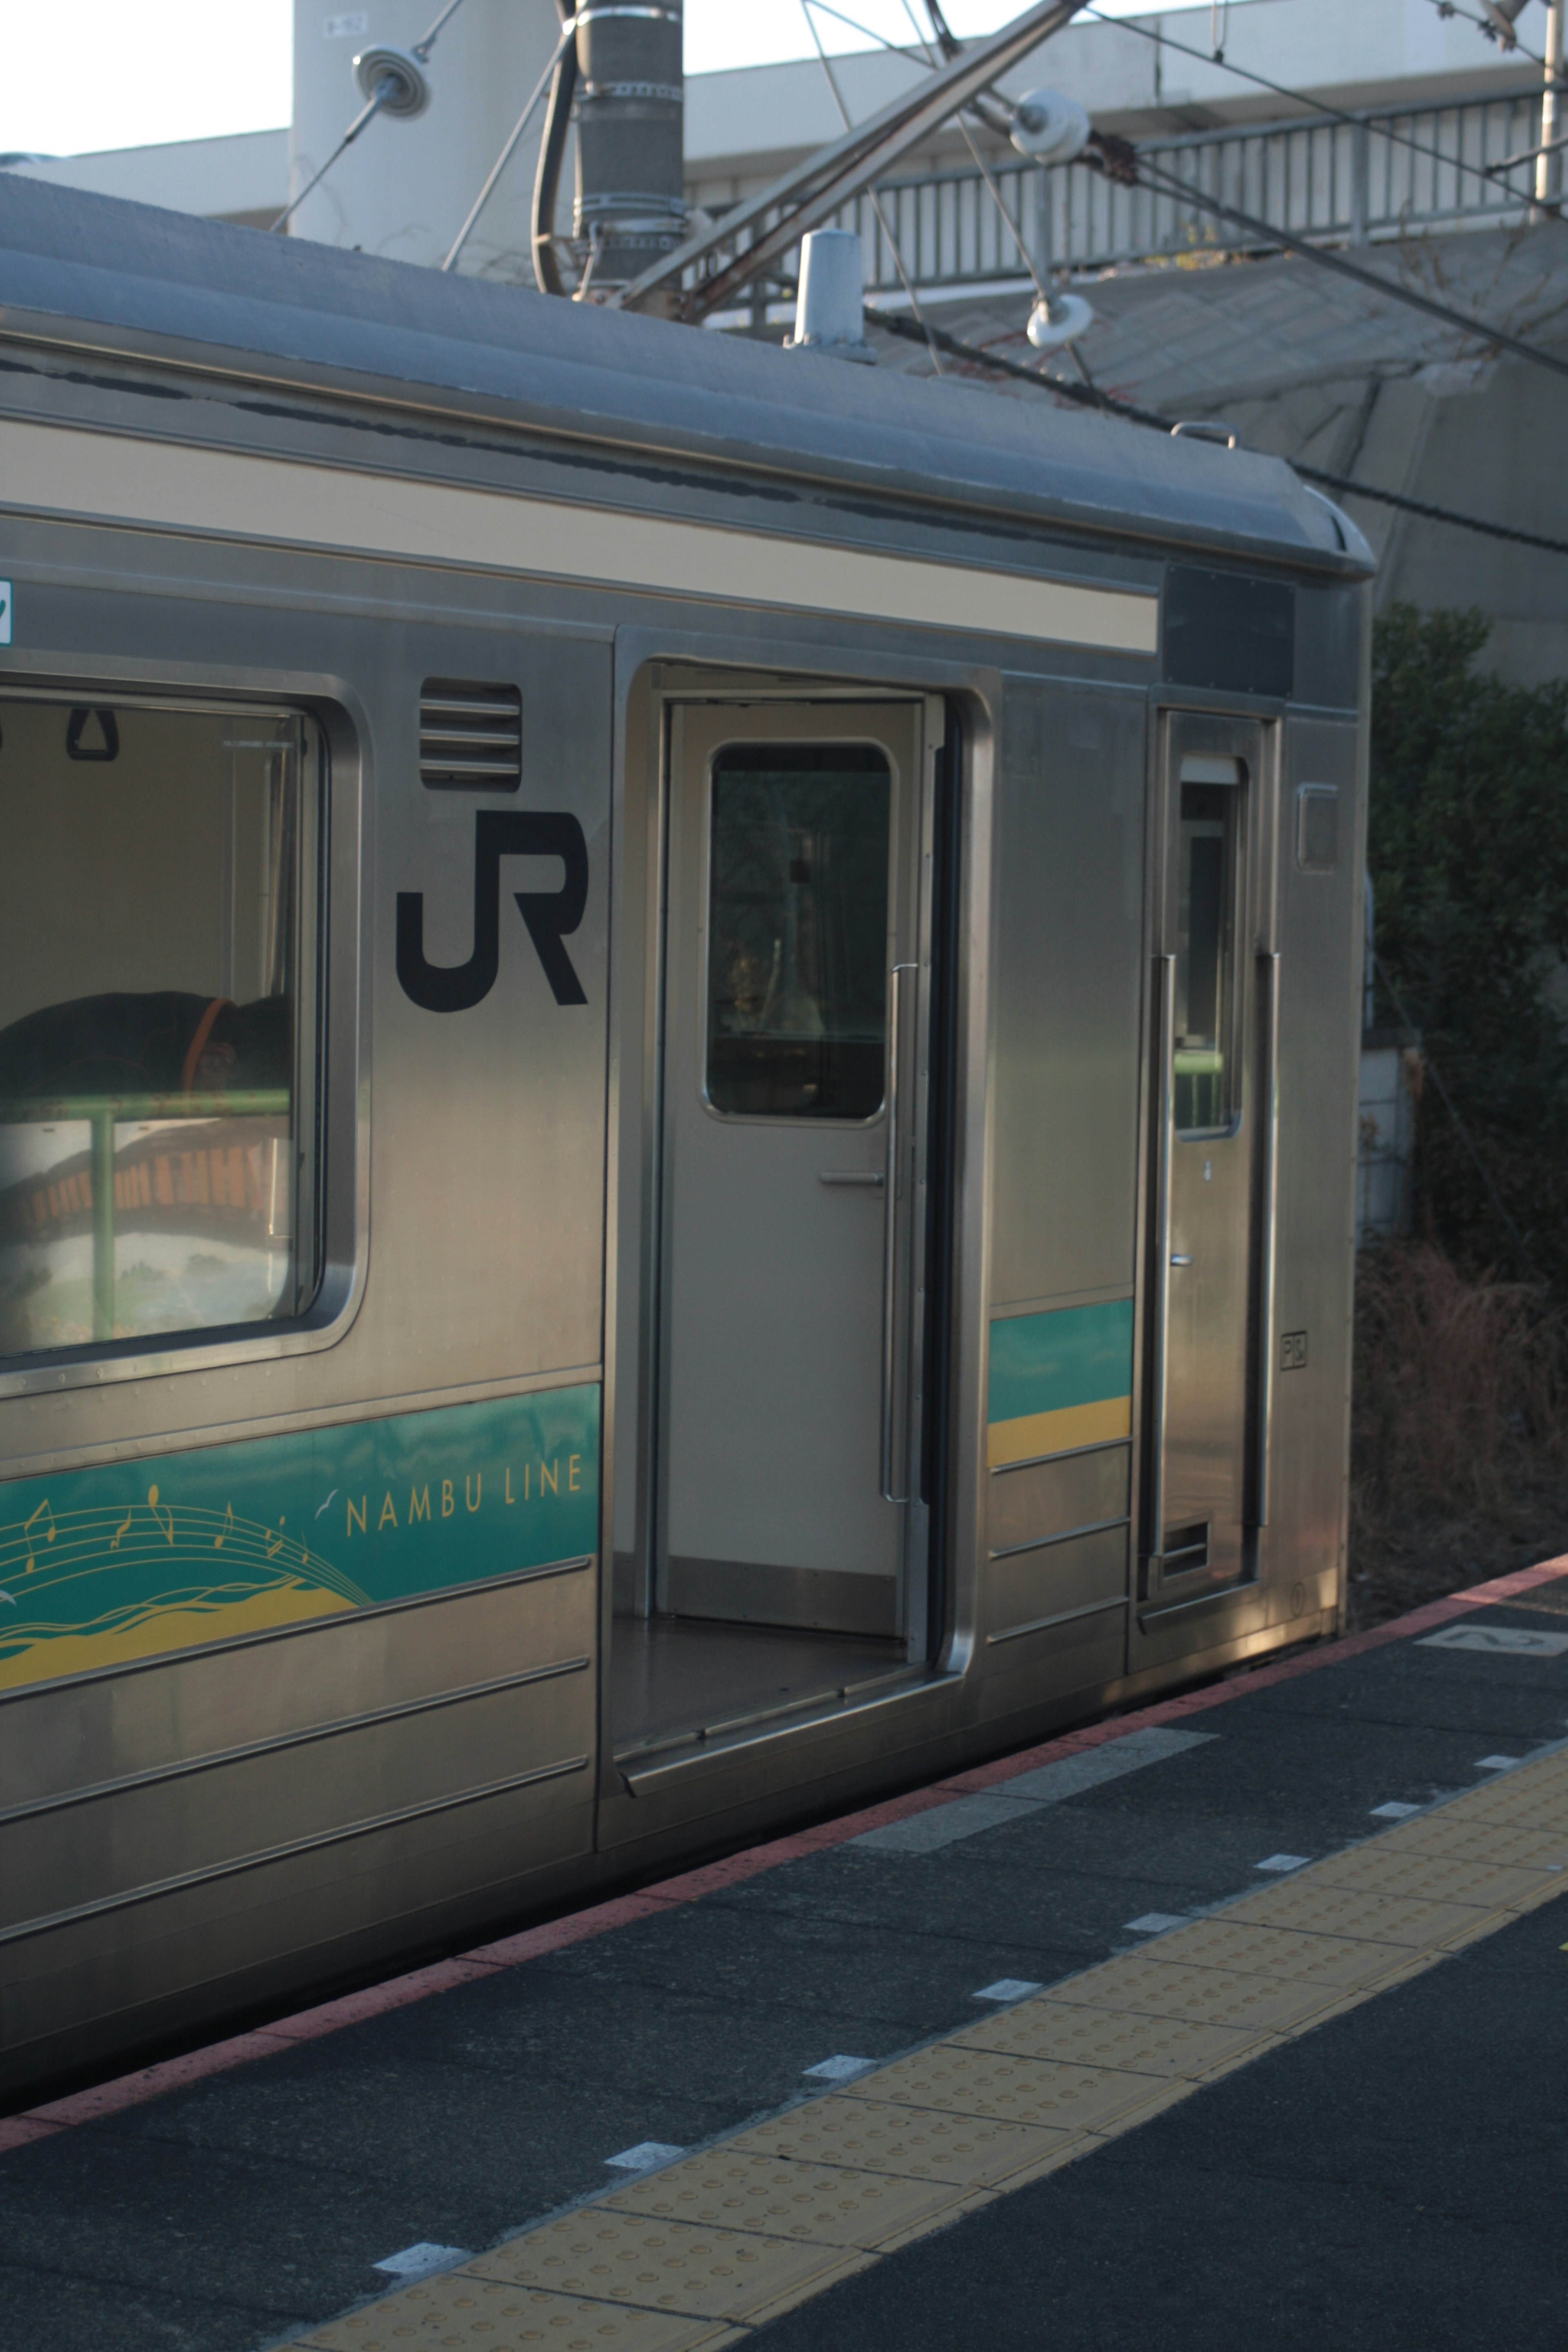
[[1370, 604, 1568, 1287]]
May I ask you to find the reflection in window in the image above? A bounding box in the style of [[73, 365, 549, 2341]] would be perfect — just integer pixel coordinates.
[[0, 698, 322, 1356], [706, 744, 891, 1119], [1174, 780, 1237, 1134]]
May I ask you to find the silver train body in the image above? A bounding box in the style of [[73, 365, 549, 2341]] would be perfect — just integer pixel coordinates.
[[0, 180, 1372, 2100]]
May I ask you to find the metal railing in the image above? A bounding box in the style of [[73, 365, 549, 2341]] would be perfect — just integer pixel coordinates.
[[722, 86, 1551, 302], [0, 1092, 290, 1341]]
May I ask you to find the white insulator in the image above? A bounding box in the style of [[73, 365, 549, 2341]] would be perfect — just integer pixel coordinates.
[[1026, 292, 1095, 350], [1009, 87, 1091, 165], [353, 45, 433, 120], [786, 229, 876, 363]]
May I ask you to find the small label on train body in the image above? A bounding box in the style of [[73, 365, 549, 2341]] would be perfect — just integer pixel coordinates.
[[1280, 1330, 1308, 1371]]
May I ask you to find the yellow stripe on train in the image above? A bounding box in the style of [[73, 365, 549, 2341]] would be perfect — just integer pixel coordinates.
[[987, 1395, 1132, 1470]]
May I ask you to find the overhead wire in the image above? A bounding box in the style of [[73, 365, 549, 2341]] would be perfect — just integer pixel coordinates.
[[1082, 4, 1552, 200], [272, 0, 472, 235], [441, 23, 575, 271], [860, 300, 1568, 559], [1123, 150, 1568, 383], [800, 0, 947, 370]]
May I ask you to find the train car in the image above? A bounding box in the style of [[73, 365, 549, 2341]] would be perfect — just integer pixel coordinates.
[[0, 176, 1372, 2100]]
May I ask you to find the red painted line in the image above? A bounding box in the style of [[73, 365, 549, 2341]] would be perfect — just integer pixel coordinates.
[[4, 1550, 1564, 2157]]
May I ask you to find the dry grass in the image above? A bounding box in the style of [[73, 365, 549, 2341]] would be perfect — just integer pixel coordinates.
[[1348, 1243, 1568, 1626]]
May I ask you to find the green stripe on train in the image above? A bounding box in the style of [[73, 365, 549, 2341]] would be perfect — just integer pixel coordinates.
[[987, 1298, 1134, 1426], [0, 1383, 599, 1691]]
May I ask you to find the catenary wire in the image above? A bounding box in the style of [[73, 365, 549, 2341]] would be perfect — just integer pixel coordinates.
[[801, 0, 947, 369], [860, 300, 1568, 555], [1083, 4, 1556, 200], [1127, 151, 1568, 383], [272, 0, 473, 233]]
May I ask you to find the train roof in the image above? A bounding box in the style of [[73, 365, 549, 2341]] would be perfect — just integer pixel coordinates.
[[0, 174, 1372, 579]]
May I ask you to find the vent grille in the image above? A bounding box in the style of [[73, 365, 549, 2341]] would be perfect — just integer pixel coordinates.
[[419, 679, 521, 790]]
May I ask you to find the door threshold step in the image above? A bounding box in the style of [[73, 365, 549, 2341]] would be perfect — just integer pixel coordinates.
[[614, 1665, 940, 1784]]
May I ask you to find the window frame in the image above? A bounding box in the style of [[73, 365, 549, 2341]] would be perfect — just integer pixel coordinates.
[[695, 733, 901, 1131], [0, 677, 362, 1399]]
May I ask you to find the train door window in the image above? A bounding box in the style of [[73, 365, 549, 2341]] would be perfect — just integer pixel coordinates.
[[0, 695, 323, 1359], [1174, 758, 1242, 1135], [705, 744, 891, 1120]]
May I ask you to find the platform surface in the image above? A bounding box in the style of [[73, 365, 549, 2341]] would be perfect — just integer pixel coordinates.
[[3, 1565, 1567, 2352]]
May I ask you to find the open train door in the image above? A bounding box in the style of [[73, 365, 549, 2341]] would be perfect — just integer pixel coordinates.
[[1139, 709, 1278, 1638]]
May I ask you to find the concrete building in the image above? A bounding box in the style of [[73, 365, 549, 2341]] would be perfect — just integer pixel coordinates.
[[4, 1, 1551, 263]]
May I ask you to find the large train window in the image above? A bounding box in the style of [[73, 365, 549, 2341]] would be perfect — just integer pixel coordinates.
[[704, 742, 891, 1120], [0, 694, 323, 1358], [1173, 759, 1241, 1135]]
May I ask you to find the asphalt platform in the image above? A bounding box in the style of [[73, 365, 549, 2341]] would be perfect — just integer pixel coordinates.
[[4, 1563, 1568, 2352]]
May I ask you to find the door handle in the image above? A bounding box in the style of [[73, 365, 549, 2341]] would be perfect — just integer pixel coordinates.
[[881, 962, 916, 1505], [820, 1170, 885, 1187], [1169, 1253, 1192, 1267]]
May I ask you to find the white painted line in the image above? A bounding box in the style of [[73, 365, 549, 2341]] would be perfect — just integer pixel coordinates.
[[605, 2142, 686, 2172], [1125, 1913, 1189, 1935], [1370, 1802, 1422, 1820], [805, 2055, 877, 2082], [1256, 1853, 1311, 1873], [1421, 1626, 1568, 1656], [973, 1979, 1043, 2003], [1476, 1755, 1521, 1771], [372, 2244, 470, 2279], [851, 1729, 1216, 1854]]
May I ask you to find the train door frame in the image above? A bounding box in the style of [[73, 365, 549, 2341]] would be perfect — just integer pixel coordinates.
[[1136, 695, 1285, 1643], [599, 656, 982, 1822], [652, 695, 936, 1646]]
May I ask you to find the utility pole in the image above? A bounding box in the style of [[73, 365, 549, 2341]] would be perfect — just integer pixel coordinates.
[[1538, 0, 1564, 212]]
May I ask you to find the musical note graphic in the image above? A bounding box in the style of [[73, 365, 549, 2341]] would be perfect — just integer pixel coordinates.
[[265, 1515, 286, 1560], [24, 1499, 55, 1573], [214, 1502, 234, 1551], [110, 1507, 134, 1552], [147, 1484, 175, 1545]]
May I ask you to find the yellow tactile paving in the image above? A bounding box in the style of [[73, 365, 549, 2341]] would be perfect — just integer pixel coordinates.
[[467, 2212, 855, 2322], [1232, 1880, 1498, 1949], [1136, 1917, 1410, 1989], [844, 2045, 1173, 2132], [1047, 1956, 1345, 2037], [948, 1997, 1267, 2080], [297, 2274, 740, 2350], [286, 1723, 1568, 2352], [1307, 1846, 1560, 1911], [732, 2097, 1076, 2188], [1390, 1818, 1568, 1870], [601, 2148, 964, 2248]]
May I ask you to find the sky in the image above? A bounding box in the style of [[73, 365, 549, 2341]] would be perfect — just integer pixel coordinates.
[[1, 0, 1194, 160]]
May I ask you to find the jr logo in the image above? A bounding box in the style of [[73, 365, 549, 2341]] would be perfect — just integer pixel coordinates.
[[396, 811, 589, 1012]]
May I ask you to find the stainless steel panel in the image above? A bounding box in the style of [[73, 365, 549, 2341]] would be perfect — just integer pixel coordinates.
[[0, 1557, 595, 1812], [988, 1443, 1129, 1557], [2, 1770, 593, 2089], [0, 1662, 590, 1935], [977, 1602, 1126, 1723], [989, 687, 1146, 1310], [986, 1522, 1129, 1642]]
